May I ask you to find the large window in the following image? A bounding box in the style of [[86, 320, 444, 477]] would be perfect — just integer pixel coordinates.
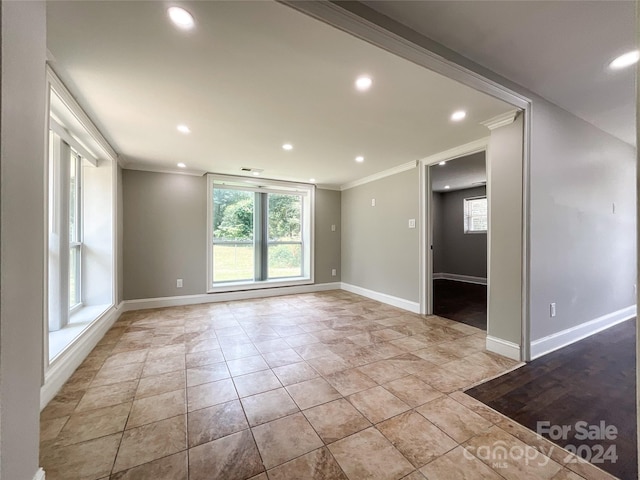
[[208, 175, 313, 291], [464, 196, 488, 233], [69, 150, 82, 311]]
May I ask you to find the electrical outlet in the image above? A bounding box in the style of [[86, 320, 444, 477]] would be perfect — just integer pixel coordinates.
[[331, 224, 336, 232], [550, 302, 556, 318], [331, 269, 337, 277], [408, 219, 416, 229], [371, 198, 376, 207], [177, 278, 183, 288]]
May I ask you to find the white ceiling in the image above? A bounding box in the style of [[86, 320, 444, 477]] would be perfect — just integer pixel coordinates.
[[430, 151, 486, 193], [363, 0, 637, 146], [46, 0, 514, 189]]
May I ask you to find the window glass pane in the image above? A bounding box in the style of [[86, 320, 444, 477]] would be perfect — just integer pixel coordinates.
[[465, 197, 487, 233], [268, 244, 302, 278], [69, 152, 77, 241], [268, 194, 301, 241], [69, 246, 80, 308], [213, 188, 255, 282]]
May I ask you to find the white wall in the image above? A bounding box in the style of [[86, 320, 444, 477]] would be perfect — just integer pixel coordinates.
[[1, 2, 47, 479]]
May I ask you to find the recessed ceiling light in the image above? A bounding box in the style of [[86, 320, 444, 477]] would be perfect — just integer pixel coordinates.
[[439, 161, 446, 166], [609, 50, 640, 70], [444, 185, 451, 189], [451, 110, 467, 121], [309, 178, 316, 183], [177, 162, 186, 168], [252, 171, 260, 176], [168, 7, 195, 30], [355, 75, 373, 91], [355, 156, 364, 163], [177, 124, 190, 134], [282, 143, 293, 151]]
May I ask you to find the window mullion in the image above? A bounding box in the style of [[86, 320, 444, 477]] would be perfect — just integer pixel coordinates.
[[256, 192, 268, 281]]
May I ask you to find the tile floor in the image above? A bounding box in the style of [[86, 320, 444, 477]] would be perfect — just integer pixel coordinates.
[[40, 291, 618, 480]]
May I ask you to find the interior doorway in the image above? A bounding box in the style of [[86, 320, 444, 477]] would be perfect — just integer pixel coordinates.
[[429, 151, 488, 330]]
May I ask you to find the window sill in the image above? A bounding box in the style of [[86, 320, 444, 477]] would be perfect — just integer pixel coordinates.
[[208, 277, 313, 294], [49, 304, 110, 361]]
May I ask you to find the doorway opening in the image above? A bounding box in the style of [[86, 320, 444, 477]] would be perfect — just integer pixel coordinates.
[[430, 151, 487, 330]]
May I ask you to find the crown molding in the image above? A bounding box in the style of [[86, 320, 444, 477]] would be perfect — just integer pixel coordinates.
[[340, 160, 417, 191], [419, 137, 489, 166], [481, 110, 520, 130]]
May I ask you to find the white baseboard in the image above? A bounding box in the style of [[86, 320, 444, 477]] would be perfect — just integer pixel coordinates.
[[122, 282, 342, 312], [433, 273, 487, 285], [33, 468, 45, 480], [486, 335, 521, 361], [340, 282, 420, 313], [530, 304, 637, 360], [40, 302, 124, 410]]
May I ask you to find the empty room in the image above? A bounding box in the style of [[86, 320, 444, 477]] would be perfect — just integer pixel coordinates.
[[1, 1, 637, 480]]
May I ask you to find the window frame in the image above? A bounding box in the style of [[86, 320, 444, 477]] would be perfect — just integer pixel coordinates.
[[207, 174, 314, 293], [68, 149, 83, 312], [463, 195, 488, 234]]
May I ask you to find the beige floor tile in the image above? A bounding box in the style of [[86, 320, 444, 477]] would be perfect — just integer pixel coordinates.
[[146, 343, 186, 361], [91, 362, 144, 387], [186, 362, 230, 387], [252, 412, 323, 469], [378, 411, 458, 468], [356, 360, 408, 384], [41, 390, 85, 421], [241, 388, 299, 426], [188, 399, 248, 447], [227, 354, 269, 376], [111, 451, 188, 480], [402, 471, 427, 480], [293, 343, 333, 360], [75, 380, 138, 412], [329, 427, 414, 480], [284, 333, 320, 348], [272, 361, 319, 386], [141, 353, 185, 377], [263, 348, 304, 368], [185, 348, 225, 368], [189, 429, 264, 480], [416, 396, 493, 443], [550, 468, 588, 480], [383, 375, 443, 407], [102, 348, 148, 368], [285, 377, 341, 409], [55, 402, 131, 446], [221, 342, 260, 360], [303, 398, 371, 443], [419, 445, 503, 479], [268, 447, 348, 480], [413, 365, 470, 393], [40, 433, 121, 480], [306, 353, 351, 376], [347, 386, 410, 424], [135, 370, 185, 399], [463, 426, 563, 480], [254, 338, 291, 354], [325, 368, 377, 396], [40, 416, 69, 442], [447, 391, 506, 424], [233, 369, 282, 397], [113, 415, 187, 473], [187, 378, 238, 411], [127, 389, 186, 429]]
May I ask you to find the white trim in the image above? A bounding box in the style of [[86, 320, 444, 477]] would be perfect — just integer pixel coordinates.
[[41, 302, 124, 410], [480, 110, 520, 130], [124, 164, 205, 177], [530, 305, 637, 360], [432, 273, 487, 285], [33, 468, 46, 480], [340, 283, 420, 313], [419, 137, 489, 167], [486, 335, 521, 361], [340, 160, 417, 191], [122, 283, 341, 312]]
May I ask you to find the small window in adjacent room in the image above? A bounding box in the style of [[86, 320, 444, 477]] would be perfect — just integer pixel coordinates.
[[464, 196, 487, 233]]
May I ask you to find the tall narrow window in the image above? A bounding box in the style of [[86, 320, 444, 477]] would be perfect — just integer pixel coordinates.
[[208, 175, 313, 292], [69, 150, 82, 311], [464, 196, 488, 233]]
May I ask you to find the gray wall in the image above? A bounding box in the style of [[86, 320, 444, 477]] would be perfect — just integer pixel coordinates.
[[1, 1, 46, 478], [529, 102, 636, 340], [487, 116, 524, 345], [342, 168, 420, 302], [123, 170, 341, 300], [433, 186, 487, 278], [314, 188, 341, 283], [123, 170, 207, 300]]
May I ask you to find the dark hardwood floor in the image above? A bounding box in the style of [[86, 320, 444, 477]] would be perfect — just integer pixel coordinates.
[[433, 279, 487, 330], [466, 318, 637, 480]]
